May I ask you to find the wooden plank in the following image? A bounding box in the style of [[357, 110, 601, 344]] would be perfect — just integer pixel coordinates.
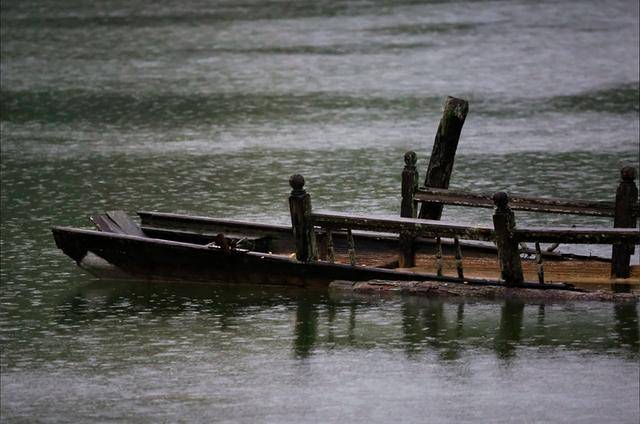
[[415, 187, 620, 217], [138, 211, 291, 237], [90, 214, 125, 234], [106, 210, 146, 237], [515, 227, 640, 244], [311, 211, 495, 241]]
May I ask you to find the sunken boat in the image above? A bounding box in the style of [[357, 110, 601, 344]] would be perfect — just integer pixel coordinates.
[[52, 97, 639, 294]]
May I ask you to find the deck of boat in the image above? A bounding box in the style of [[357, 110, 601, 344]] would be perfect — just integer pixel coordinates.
[[324, 250, 640, 290]]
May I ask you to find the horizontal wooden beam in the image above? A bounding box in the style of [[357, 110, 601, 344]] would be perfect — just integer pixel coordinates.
[[137, 211, 291, 238], [414, 187, 626, 217], [311, 211, 495, 241], [313, 211, 639, 246], [515, 227, 640, 244]]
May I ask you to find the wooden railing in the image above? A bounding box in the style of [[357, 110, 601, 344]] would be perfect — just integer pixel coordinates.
[[402, 151, 639, 219], [288, 172, 639, 290], [401, 151, 639, 281], [310, 212, 494, 241], [490, 191, 639, 287], [414, 187, 621, 217]]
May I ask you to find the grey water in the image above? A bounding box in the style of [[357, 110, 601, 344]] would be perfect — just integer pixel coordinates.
[[1, 0, 639, 422]]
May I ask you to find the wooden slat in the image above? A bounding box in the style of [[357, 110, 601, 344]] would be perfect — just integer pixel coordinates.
[[90, 214, 125, 234], [138, 211, 291, 237], [414, 187, 623, 217], [311, 211, 495, 241], [106, 211, 146, 237], [515, 227, 640, 244]]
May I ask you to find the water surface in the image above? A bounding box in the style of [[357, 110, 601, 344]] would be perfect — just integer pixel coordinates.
[[1, 0, 639, 422]]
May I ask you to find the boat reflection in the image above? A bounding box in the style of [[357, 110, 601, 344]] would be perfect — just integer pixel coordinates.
[[58, 281, 639, 361]]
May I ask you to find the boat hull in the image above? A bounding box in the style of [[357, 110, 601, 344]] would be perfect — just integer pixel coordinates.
[[51, 226, 518, 288]]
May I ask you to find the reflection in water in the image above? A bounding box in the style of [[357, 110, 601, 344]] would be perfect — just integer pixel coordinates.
[[493, 300, 525, 359], [401, 298, 464, 360], [50, 283, 639, 363], [614, 303, 640, 351], [293, 296, 318, 358]]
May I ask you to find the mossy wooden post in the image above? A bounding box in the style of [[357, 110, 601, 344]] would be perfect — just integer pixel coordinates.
[[611, 167, 638, 288], [492, 192, 524, 286], [399, 151, 418, 267], [419, 96, 469, 220], [289, 174, 317, 262]]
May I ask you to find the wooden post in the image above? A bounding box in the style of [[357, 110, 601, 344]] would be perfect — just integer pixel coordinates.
[[325, 228, 335, 263], [611, 167, 638, 285], [435, 237, 443, 276], [347, 229, 357, 266], [401, 151, 419, 218], [535, 242, 545, 284], [289, 174, 317, 262], [492, 192, 524, 286], [419, 96, 469, 220], [399, 151, 419, 267], [454, 237, 464, 279]]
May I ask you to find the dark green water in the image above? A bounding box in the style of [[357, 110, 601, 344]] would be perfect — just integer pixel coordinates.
[[1, 0, 639, 422]]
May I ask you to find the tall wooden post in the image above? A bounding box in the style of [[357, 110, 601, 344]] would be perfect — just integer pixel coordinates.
[[289, 174, 317, 262], [419, 96, 469, 220], [399, 151, 418, 267], [492, 192, 524, 286], [611, 167, 638, 286]]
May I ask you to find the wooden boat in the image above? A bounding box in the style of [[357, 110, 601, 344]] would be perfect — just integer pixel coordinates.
[[51, 210, 521, 288], [51, 171, 639, 293], [51, 98, 639, 293]]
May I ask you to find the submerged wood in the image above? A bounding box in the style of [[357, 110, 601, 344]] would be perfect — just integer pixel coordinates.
[[331, 280, 639, 302]]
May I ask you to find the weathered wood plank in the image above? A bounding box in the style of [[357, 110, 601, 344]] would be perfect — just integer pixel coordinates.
[[138, 211, 291, 238], [311, 211, 495, 241], [333, 279, 638, 302], [414, 187, 622, 217], [106, 211, 146, 237], [90, 214, 125, 234], [515, 227, 640, 244]]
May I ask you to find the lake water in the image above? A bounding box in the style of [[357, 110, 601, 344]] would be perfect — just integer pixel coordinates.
[[1, 0, 639, 422]]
